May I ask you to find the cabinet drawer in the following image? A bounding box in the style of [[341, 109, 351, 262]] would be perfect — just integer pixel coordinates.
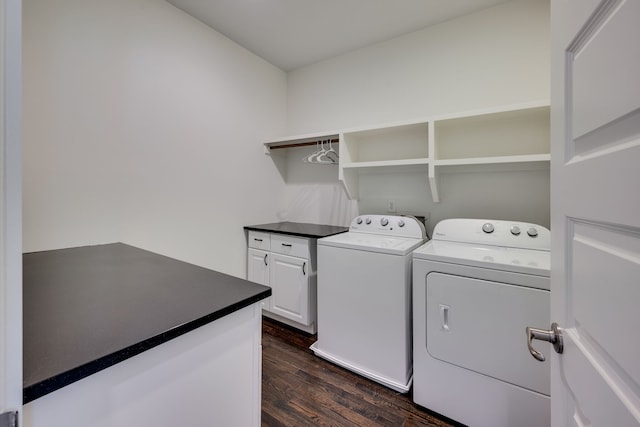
[[270, 234, 310, 259], [248, 231, 270, 250]]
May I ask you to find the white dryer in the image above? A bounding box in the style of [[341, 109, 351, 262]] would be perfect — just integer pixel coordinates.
[[311, 214, 426, 393], [412, 218, 551, 427]]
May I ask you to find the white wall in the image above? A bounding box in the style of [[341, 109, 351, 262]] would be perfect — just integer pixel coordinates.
[[23, 0, 551, 278], [284, 0, 551, 231], [22, 0, 287, 277], [286, 0, 549, 133], [269, 145, 358, 227]]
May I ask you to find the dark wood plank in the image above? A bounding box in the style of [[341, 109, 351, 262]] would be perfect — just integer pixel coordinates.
[[262, 317, 462, 427]]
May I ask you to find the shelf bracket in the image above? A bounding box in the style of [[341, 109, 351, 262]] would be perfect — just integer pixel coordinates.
[[428, 164, 439, 203]]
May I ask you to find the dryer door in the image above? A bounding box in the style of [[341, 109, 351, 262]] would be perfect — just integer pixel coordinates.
[[426, 272, 550, 395]]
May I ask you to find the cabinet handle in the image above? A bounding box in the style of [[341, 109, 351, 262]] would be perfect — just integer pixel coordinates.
[[264, 254, 268, 266], [281, 243, 292, 247], [254, 238, 263, 242], [302, 262, 306, 275]]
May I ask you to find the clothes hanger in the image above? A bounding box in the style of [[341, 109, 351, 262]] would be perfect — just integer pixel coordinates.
[[323, 139, 339, 163], [303, 140, 321, 163], [302, 139, 338, 164], [315, 139, 337, 164]]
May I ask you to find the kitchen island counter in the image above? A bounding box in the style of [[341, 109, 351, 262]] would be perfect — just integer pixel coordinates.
[[23, 242, 271, 408]]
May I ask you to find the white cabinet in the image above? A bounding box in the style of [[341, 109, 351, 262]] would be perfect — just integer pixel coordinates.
[[270, 253, 310, 325], [247, 248, 269, 286], [247, 231, 270, 285], [264, 100, 550, 203], [247, 231, 271, 310], [246, 231, 317, 334]]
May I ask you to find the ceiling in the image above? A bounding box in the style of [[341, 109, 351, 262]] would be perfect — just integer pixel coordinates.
[[165, 0, 511, 71]]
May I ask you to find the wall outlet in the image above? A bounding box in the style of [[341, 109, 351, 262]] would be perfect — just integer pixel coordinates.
[[387, 199, 396, 213]]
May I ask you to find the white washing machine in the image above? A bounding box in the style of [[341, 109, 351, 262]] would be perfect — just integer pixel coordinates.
[[412, 218, 551, 427], [311, 214, 426, 393]]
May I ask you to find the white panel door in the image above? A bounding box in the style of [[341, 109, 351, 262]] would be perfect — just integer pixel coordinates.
[[549, 0, 640, 425], [0, 0, 22, 425], [269, 253, 309, 325]]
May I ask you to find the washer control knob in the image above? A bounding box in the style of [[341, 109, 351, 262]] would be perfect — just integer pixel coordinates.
[[398, 220, 405, 228], [380, 217, 389, 226], [365, 218, 372, 225], [510, 226, 521, 236], [356, 217, 363, 224], [482, 223, 495, 234], [527, 227, 539, 237]]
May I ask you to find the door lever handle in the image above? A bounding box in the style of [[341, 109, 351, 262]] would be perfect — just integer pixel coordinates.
[[526, 322, 563, 362]]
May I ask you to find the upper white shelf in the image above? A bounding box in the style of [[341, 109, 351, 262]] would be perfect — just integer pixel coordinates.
[[341, 158, 430, 169], [263, 131, 340, 154], [264, 100, 551, 202], [434, 153, 550, 167]]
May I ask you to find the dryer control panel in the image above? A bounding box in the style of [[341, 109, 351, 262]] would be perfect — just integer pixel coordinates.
[[432, 218, 550, 251], [350, 214, 426, 239]]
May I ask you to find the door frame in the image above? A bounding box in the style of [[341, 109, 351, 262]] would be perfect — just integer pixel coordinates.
[[0, 0, 22, 422]]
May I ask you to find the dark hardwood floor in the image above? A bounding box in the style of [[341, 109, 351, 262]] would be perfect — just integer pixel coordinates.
[[261, 318, 461, 427]]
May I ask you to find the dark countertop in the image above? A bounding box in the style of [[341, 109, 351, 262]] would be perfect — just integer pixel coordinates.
[[244, 221, 348, 239], [23, 242, 271, 404]]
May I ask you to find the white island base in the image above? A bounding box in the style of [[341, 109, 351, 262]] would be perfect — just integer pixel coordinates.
[[23, 302, 263, 427]]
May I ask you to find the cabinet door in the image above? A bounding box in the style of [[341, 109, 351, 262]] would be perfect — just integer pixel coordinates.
[[248, 248, 271, 312], [269, 253, 309, 325], [247, 248, 269, 286]]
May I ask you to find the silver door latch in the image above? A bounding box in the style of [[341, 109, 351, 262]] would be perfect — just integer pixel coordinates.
[[526, 322, 563, 362]]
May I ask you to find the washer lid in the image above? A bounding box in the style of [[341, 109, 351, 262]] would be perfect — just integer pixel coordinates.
[[318, 232, 425, 256], [413, 240, 550, 277]]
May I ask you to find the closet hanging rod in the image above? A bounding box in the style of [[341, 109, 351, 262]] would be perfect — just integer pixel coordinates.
[[268, 138, 339, 150]]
